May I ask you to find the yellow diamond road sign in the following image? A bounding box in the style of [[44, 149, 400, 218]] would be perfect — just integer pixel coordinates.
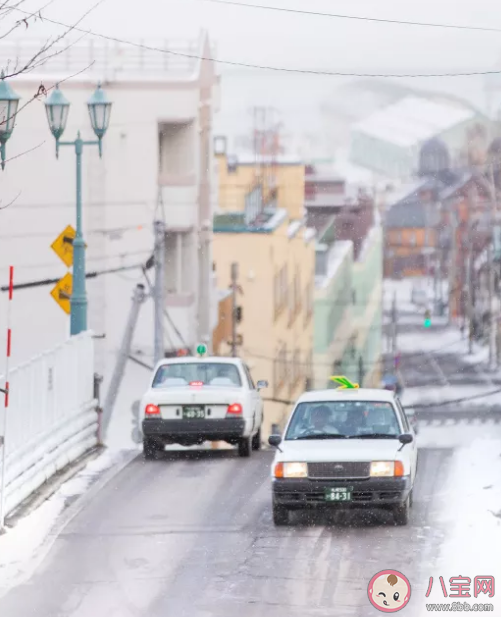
[[50, 272, 72, 315], [51, 225, 78, 268]]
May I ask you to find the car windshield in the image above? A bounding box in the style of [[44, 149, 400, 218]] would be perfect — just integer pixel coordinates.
[[285, 401, 401, 440], [152, 362, 242, 388]]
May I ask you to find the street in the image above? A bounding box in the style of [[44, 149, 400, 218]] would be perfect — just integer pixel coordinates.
[[1, 296, 501, 616], [0, 447, 451, 617]]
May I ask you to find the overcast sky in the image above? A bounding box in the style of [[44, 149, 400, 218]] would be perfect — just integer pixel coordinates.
[[9, 0, 501, 72], [6, 0, 501, 147]]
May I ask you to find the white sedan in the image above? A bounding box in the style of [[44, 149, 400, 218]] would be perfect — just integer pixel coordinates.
[[268, 387, 418, 526], [140, 354, 268, 459]]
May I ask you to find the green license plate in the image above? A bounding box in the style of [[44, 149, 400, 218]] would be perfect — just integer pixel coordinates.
[[325, 487, 352, 502], [183, 406, 205, 419]]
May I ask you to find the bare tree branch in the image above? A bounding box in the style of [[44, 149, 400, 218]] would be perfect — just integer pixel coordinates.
[[0, 0, 105, 79], [2, 140, 45, 165]]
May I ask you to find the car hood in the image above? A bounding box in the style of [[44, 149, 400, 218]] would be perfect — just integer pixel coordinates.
[[276, 438, 402, 463]]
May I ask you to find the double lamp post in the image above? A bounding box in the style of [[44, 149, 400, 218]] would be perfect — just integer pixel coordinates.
[[0, 72, 112, 336]]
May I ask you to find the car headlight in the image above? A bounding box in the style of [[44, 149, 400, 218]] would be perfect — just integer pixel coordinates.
[[370, 461, 404, 477], [274, 462, 308, 478]]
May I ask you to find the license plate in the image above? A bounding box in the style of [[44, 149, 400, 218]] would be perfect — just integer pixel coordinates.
[[325, 487, 352, 502], [182, 406, 205, 419]]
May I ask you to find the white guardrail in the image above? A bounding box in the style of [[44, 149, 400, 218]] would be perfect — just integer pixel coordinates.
[[0, 331, 98, 518]]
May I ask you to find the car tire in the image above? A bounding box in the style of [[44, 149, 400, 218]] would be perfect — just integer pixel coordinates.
[[143, 437, 161, 460], [394, 497, 410, 526], [273, 504, 289, 526], [238, 435, 252, 458], [251, 427, 262, 451]]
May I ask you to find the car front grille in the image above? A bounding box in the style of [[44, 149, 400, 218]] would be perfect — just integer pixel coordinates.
[[308, 462, 370, 479]]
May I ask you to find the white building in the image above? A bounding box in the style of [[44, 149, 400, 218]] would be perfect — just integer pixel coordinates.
[[0, 33, 220, 445]]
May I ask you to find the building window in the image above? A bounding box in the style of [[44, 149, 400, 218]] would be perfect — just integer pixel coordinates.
[[273, 344, 287, 395], [409, 231, 417, 246], [304, 279, 313, 325], [274, 264, 288, 320]]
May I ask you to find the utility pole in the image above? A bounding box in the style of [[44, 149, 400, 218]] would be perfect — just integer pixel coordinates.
[[466, 215, 474, 354], [230, 262, 238, 357], [102, 284, 146, 436], [488, 163, 498, 370], [448, 207, 458, 325], [153, 220, 166, 365], [391, 292, 397, 354]]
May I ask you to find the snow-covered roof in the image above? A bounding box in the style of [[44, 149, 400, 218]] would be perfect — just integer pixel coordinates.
[[352, 96, 475, 149]]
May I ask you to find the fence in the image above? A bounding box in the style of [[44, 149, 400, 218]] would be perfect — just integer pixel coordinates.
[[0, 331, 98, 519], [0, 35, 215, 80]]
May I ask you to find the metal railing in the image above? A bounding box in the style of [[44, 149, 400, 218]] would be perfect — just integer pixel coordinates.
[[0, 35, 213, 80], [0, 331, 98, 519]]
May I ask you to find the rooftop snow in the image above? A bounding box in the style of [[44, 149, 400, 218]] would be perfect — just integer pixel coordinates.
[[352, 96, 475, 149]]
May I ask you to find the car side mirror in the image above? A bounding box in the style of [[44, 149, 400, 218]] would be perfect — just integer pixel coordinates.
[[257, 380, 268, 390], [399, 433, 413, 445], [268, 434, 282, 447]]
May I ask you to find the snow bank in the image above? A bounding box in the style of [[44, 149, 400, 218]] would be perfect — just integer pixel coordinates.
[[0, 448, 128, 596], [431, 439, 501, 604], [401, 385, 500, 408]]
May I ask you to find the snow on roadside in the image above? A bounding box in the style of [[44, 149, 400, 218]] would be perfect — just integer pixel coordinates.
[[431, 439, 501, 604], [401, 385, 500, 408], [0, 448, 129, 596], [397, 328, 465, 354]]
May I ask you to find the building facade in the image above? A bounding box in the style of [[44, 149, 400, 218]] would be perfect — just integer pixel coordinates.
[[0, 35, 224, 443], [213, 209, 315, 438]]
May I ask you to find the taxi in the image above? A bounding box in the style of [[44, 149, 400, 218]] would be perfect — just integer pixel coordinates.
[[268, 377, 418, 526], [140, 344, 268, 459]]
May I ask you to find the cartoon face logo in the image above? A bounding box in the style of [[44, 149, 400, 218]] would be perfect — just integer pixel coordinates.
[[368, 570, 411, 612]]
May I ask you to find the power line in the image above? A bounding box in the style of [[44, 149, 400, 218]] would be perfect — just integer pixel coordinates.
[[200, 0, 501, 34], [0, 262, 147, 292], [11, 7, 501, 78]]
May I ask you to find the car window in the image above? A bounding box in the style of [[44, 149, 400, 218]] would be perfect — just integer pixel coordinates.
[[244, 365, 255, 389], [395, 397, 410, 432], [152, 362, 242, 388], [285, 401, 401, 440]]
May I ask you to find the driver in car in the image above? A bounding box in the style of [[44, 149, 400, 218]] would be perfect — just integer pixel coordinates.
[[300, 405, 337, 435]]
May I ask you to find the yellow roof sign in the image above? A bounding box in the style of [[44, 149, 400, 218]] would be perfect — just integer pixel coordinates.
[[330, 375, 359, 389], [50, 272, 72, 315]]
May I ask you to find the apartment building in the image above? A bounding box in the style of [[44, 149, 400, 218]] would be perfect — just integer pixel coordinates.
[[214, 141, 305, 218], [0, 34, 223, 436], [213, 208, 315, 438]]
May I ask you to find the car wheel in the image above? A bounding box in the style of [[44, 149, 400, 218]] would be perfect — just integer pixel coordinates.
[[251, 427, 262, 451], [273, 504, 289, 526], [143, 437, 161, 460], [409, 488, 414, 508], [394, 497, 410, 526], [238, 435, 252, 458]]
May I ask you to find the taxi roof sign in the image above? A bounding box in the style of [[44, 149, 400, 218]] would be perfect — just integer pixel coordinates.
[[196, 343, 208, 357], [330, 375, 359, 390]]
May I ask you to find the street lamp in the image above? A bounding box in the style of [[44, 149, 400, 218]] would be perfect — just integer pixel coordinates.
[[0, 71, 21, 170], [45, 82, 112, 336]]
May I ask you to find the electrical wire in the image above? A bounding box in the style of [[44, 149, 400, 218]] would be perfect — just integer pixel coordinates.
[[0, 262, 145, 292], [10, 7, 501, 78], [200, 0, 501, 33]]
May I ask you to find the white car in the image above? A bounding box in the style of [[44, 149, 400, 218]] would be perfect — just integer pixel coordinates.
[[140, 355, 268, 459], [268, 388, 418, 526]]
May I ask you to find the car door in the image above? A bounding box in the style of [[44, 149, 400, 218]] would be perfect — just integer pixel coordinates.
[[243, 364, 261, 429], [395, 397, 418, 482]]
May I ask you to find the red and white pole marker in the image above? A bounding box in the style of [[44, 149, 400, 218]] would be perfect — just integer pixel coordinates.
[[0, 266, 14, 531]]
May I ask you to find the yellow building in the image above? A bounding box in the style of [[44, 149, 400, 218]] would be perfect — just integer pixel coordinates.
[[214, 146, 305, 220], [213, 209, 315, 439]]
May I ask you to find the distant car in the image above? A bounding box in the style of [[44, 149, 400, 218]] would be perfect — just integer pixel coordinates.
[[140, 355, 268, 459], [268, 387, 418, 526]]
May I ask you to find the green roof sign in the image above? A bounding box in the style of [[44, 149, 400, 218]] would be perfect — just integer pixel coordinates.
[[196, 343, 208, 356]]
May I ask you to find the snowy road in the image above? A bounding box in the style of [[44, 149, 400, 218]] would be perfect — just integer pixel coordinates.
[[0, 447, 451, 617]]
